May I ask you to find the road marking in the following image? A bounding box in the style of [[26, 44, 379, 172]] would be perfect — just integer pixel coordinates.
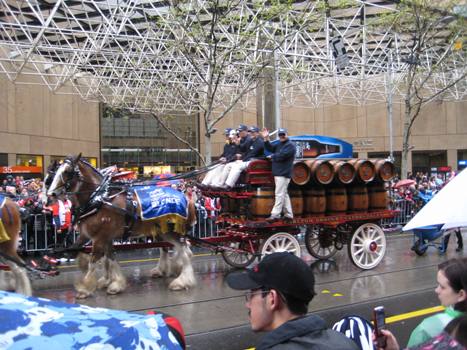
[[385, 305, 445, 324], [57, 252, 214, 269]]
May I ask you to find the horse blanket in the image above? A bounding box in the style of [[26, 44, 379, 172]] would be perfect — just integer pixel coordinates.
[[0, 291, 183, 350], [0, 194, 9, 244], [133, 186, 188, 234]]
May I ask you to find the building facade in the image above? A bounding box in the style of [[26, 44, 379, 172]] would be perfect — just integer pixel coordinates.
[[0, 74, 100, 179]]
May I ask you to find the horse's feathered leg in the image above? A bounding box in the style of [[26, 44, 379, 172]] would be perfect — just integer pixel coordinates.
[[105, 257, 127, 295], [75, 240, 106, 299], [97, 241, 114, 289], [167, 236, 196, 291], [151, 247, 170, 278]]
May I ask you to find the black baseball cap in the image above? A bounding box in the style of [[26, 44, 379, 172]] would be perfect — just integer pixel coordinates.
[[249, 126, 260, 133], [277, 128, 288, 135], [226, 252, 316, 302], [237, 124, 248, 132], [224, 128, 232, 135]]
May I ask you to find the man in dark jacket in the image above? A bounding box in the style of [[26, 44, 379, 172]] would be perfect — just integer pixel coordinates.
[[220, 125, 264, 189], [262, 128, 296, 221], [226, 252, 359, 350], [202, 128, 239, 187]]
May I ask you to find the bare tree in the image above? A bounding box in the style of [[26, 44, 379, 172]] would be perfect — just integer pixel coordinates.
[[389, 0, 466, 178], [148, 0, 321, 165]]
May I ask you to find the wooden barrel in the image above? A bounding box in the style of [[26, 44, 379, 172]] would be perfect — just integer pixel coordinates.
[[326, 187, 348, 215], [347, 185, 369, 212], [250, 187, 275, 219], [308, 160, 335, 185], [347, 159, 376, 183], [288, 189, 303, 218], [367, 183, 389, 210], [303, 187, 326, 216], [330, 160, 356, 185], [291, 161, 310, 185], [371, 159, 396, 182]]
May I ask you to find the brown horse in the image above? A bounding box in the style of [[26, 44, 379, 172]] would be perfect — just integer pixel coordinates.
[[47, 155, 197, 299], [0, 196, 32, 295]]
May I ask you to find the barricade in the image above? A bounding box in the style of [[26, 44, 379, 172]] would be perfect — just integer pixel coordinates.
[[19, 208, 219, 252], [20, 213, 79, 253], [380, 199, 418, 230]]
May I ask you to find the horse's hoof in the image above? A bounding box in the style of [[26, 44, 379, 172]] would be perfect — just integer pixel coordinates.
[[107, 282, 125, 295], [76, 291, 91, 299], [150, 268, 164, 278], [97, 278, 111, 289]]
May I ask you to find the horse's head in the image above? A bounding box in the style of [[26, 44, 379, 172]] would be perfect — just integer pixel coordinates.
[[47, 154, 82, 196]]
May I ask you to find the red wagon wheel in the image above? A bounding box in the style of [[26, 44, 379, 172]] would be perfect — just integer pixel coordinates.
[[304, 225, 338, 260], [222, 240, 258, 268]]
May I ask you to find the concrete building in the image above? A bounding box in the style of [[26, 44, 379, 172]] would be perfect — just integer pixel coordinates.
[[0, 74, 100, 179]]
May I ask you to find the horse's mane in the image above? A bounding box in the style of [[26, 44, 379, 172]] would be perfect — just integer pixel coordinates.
[[64, 156, 103, 179]]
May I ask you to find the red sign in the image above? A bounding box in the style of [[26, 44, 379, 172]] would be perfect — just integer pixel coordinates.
[[437, 166, 452, 172], [0, 166, 43, 174]]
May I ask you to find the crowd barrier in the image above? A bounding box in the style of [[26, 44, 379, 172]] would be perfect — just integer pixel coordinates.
[[19, 199, 417, 253], [19, 209, 220, 253], [380, 198, 419, 230]]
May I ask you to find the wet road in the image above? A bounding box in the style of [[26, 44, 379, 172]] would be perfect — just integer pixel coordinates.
[[31, 231, 465, 349]]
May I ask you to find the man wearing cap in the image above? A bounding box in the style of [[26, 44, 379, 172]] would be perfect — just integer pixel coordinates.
[[219, 125, 264, 189], [201, 128, 238, 188], [226, 252, 359, 350], [262, 127, 296, 221]]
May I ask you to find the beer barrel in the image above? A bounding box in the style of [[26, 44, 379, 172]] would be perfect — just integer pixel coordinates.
[[347, 159, 376, 183], [326, 187, 348, 215], [289, 189, 303, 217], [368, 183, 389, 210], [250, 187, 275, 219], [291, 161, 310, 186], [303, 187, 326, 216], [347, 185, 369, 212], [329, 160, 356, 185], [371, 159, 396, 182]]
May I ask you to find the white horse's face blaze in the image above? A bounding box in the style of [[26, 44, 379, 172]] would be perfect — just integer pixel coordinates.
[[47, 162, 72, 196]]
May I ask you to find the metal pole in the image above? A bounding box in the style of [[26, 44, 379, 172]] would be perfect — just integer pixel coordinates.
[[274, 50, 281, 130], [386, 50, 394, 161]]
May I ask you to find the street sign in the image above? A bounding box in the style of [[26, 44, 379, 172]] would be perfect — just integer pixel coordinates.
[[331, 36, 350, 70]]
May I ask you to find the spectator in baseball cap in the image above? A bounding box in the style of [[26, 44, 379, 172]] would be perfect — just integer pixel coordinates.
[[226, 252, 359, 350]]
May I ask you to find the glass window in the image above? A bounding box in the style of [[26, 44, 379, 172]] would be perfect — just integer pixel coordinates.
[[0, 153, 8, 166], [16, 154, 43, 167]]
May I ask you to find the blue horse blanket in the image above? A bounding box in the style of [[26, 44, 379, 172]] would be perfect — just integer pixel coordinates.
[[0, 291, 183, 350], [133, 186, 187, 221]]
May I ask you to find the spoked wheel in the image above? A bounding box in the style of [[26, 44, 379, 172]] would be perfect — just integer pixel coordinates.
[[348, 223, 386, 269], [260, 232, 301, 258], [305, 225, 338, 259], [222, 241, 257, 268]]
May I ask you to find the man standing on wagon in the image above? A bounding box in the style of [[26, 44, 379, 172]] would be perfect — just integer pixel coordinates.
[[261, 127, 296, 222]]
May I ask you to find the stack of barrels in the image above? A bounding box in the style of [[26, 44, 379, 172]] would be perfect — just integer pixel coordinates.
[[250, 158, 395, 219]]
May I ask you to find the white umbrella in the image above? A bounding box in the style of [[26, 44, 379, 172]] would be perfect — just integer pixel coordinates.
[[403, 168, 467, 231]]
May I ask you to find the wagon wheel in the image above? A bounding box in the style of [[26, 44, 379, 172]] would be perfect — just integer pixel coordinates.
[[412, 239, 428, 256], [305, 225, 338, 260], [347, 223, 386, 270], [260, 232, 301, 258], [222, 240, 257, 268]]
